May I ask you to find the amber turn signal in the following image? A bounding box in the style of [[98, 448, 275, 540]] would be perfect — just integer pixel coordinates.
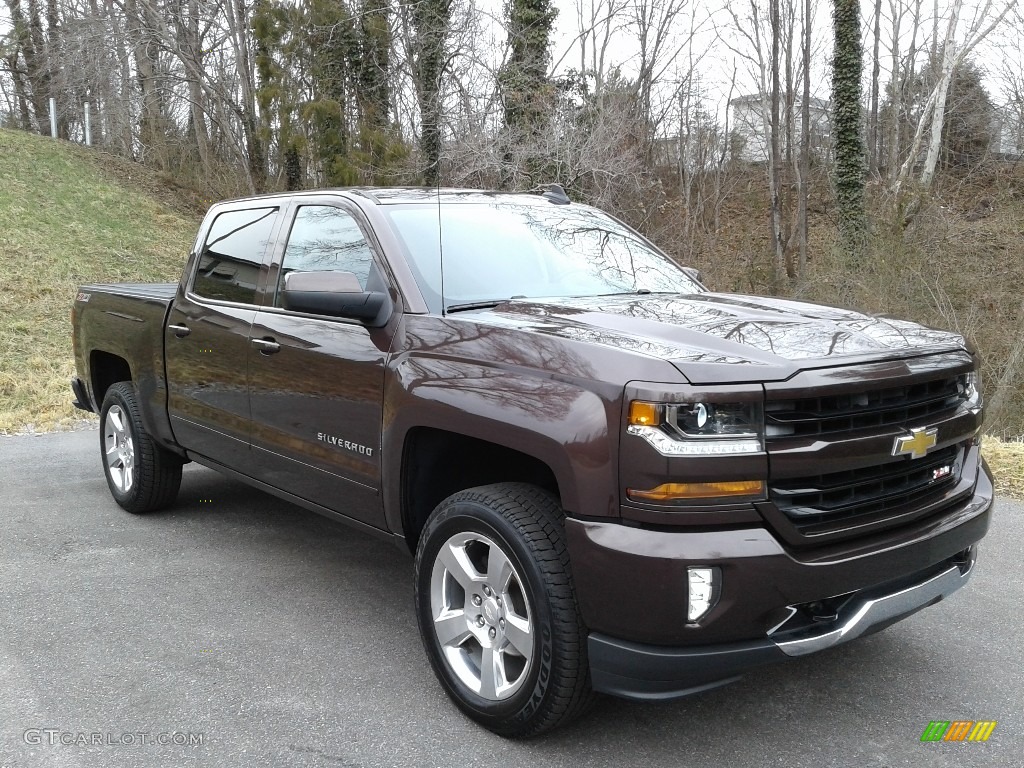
[[628, 401, 661, 426], [627, 480, 764, 502]]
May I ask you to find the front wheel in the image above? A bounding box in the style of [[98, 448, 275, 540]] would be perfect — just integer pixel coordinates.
[[414, 483, 594, 737], [99, 382, 182, 513]]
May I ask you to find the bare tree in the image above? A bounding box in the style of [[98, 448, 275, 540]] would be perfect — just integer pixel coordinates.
[[892, 0, 1016, 197], [868, 0, 883, 174]]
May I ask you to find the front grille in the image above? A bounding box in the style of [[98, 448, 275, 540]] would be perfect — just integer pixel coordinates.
[[770, 445, 962, 531], [766, 374, 967, 439]]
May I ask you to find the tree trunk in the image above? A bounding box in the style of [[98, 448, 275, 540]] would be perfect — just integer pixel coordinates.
[[831, 0, 867, 261], [185, 0, 212, 175], [45, 0, 68, 138], [868, 0, 882, 175], [410, 0, 452, 186], [768, 0, 787, 283], [225, 0, 266, 191], [114, 11, 135, 156], [125, 0, 166, 167], [883, 0, 904, 175], [4, 50, 34, 130], [0, 0, 36, 131], [920, 0, 962, 189], [798, 0, 811, 280], [22, 0, 53, 134]]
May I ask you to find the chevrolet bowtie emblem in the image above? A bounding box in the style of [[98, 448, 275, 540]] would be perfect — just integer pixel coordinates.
[[893, 427, 938, 459]]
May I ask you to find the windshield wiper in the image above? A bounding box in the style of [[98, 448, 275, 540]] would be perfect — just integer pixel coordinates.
[[597, 289, 676, 297], [445, 300, 507, 314], [446, 296, 529, 314]]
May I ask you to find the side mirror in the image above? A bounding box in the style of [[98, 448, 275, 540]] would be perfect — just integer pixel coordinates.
[[682, 267, 705, 288], [281, 271, 391, 326]]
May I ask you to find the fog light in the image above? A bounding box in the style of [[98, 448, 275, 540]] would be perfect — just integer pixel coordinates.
[[688, 567, 717, 622]]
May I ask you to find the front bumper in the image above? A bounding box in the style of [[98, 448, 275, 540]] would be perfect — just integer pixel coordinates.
[[588, 548, 976, 700], [569, 464, 993, 701]]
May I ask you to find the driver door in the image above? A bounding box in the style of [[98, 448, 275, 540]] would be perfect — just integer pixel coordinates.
[[246, 201, 394, 529]]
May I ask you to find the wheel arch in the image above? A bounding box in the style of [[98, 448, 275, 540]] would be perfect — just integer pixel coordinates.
[[397, 427, 565, 554], [89, 350, 132, 410]]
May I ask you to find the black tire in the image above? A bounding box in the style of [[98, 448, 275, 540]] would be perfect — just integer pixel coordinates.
[[414, 482, 594, 737], [99, 381, 182, 514]]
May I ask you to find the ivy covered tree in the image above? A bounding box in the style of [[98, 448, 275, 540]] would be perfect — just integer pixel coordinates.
[[831, 0, 866, 259], [499, 0, 557, 145], [410, 0, 452, 186]]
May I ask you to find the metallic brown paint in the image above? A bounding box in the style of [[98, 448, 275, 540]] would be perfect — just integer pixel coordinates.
[[71, 188, 995, 662]]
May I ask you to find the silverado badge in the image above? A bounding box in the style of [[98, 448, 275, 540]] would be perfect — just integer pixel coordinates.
[[893, 427, 938, 459]]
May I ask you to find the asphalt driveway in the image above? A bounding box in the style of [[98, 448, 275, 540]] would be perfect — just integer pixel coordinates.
[[0, 429, 1019, 767]]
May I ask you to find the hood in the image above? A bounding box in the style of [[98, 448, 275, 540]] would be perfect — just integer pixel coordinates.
[[473, 293, 967, 384]]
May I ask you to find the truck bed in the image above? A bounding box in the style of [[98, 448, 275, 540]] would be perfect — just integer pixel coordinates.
[[79, 281, 178, 303], [72, 282, 178, 443]]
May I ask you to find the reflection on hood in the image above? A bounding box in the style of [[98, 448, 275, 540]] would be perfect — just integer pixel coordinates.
[[472, 292, 966, 383]]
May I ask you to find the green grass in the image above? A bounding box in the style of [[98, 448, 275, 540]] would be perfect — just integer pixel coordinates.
[[0, 128, 201, 432]]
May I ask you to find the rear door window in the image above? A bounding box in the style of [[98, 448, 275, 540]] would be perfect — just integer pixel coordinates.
[[193, 207, 278, 304]]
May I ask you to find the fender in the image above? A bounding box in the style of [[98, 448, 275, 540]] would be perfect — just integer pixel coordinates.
[[381, 317, 625, 535]]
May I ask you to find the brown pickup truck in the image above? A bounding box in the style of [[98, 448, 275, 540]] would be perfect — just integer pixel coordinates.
[[71, 187, 992, 736]]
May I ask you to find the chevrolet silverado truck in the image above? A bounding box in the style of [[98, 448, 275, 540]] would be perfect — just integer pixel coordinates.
[[71, 187, 992, 737]]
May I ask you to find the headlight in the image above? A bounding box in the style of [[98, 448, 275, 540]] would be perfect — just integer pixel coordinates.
[[961, 370, 982, 412], [627, 400, 764, 455]]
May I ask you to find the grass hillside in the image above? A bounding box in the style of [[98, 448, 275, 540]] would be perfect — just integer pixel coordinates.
[[0, 129, 203, 432]]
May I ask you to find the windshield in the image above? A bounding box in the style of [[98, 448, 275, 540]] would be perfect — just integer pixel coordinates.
[[383, 201, 702, 312]]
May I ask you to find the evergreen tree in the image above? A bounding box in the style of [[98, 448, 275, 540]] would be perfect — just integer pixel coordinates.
[[253, 0, 307, 190], [305, 0, 360, 185], [880, 56, 995, 174]]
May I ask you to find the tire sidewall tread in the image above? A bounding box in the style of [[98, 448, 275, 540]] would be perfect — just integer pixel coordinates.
[[414, 482, 594, 737], [99, 382, 182, 514]]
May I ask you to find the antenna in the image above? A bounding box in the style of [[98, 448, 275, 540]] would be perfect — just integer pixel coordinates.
[[436, 174, 445, 316]]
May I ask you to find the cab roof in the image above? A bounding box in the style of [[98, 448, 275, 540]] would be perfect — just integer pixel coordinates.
[[221, 186, 573, 207]]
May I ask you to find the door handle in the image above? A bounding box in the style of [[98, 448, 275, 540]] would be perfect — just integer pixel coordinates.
[[168, 324, 191, 338], [251, 338, 281, 354]]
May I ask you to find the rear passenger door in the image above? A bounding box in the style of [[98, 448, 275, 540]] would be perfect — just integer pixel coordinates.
[[165, 205, 281, 467], [246, 201, 395, 528]]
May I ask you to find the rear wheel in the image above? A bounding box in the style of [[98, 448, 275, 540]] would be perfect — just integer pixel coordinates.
[[100, 382, 182, 513], [414, 483, 593, 737]]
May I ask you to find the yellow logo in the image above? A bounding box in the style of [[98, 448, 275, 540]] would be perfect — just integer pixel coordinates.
[[893, 427, 938, 459]]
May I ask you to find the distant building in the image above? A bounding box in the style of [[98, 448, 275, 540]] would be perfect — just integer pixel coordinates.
[[990, 105, 1024, 158], [728, 94, 831, 163]]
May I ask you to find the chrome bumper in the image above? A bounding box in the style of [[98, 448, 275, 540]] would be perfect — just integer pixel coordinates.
[[771, 547, 977, 658]]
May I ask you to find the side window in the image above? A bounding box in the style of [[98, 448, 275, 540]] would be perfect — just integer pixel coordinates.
[[276, 206, 376, 307], [193, 207, 278, 304]]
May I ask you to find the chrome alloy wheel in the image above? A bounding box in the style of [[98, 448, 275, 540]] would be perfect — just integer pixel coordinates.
[[429, 531, 535, 701], [103, 404, 135, 493]]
